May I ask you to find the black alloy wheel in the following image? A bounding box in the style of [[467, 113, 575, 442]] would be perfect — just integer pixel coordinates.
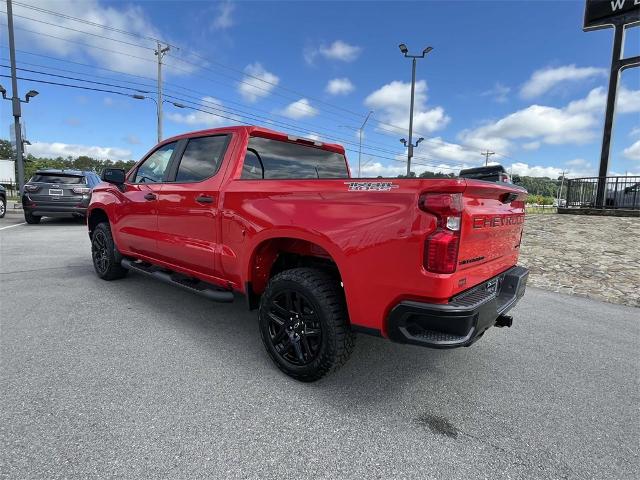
[[266, 289, 322, 366], [91, 222, 128, 280], [259, 268, 355, 382], [92, 229, 110, 275]]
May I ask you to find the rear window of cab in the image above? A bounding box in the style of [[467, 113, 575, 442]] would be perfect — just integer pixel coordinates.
[[241, 136, 349, 180]]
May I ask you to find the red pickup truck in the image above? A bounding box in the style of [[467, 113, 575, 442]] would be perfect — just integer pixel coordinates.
[[88, 126, 528, 381]]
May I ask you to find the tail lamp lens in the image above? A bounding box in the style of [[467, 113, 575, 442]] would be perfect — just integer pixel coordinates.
[[72, 187, 91, 194], [419, 193, 462, 274], [24, 184, 39, 192]]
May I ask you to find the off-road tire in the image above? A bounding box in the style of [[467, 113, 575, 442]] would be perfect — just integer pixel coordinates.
[[259, 267, 355, 382], [24, 210, 41, 224], [91, 222, 128, 280]]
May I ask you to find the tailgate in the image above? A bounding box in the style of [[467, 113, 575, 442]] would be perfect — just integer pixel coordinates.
[[458, 180, 526, 274]]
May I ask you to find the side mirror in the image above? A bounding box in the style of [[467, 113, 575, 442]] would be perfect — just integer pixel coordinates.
[[101, 168, 126, 186]]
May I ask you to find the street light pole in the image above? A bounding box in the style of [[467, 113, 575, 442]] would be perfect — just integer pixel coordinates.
[[407, 57, 416, 176], [6, 0, 24, 193], [398, 43, 433, 176]]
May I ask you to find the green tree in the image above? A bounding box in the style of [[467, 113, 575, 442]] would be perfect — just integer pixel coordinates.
[[0, 139, 13, 159]]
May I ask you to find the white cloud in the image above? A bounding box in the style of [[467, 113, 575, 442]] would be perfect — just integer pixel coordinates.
[[522, 141, 541, 151], [13, 1, 194, 77], [326, 78, 355, 96], [305, 40, 361, 64], [508, 161, 595, 179], [28, 142, 132, 161], [481, 83, 511, 103], [630, 126, 640, 138], [459, 85, 640, 153], [364, 80, 450, 135], [238, 63, 280, 102], [565, 158, 589, 167], [410, 137, 478, 163], [520, 65, 606, 99], [166, 97, 229, 127], [211, 1, 234, 30], [624, 140, 640, 161], [280, 98, 318, 119]]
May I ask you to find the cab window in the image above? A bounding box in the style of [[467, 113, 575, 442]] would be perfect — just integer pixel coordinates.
[[174, 135, 228, 183], [133, 142, 177, 183]]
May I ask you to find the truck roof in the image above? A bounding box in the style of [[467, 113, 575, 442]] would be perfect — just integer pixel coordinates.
[[162, 125, 346, 155]]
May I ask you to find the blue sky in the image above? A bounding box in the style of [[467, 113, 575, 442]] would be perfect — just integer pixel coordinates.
[[0, 0, 639, 178]]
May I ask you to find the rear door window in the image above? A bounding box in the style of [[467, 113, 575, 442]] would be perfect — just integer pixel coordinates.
[[241, 136, 348, 179], [174, 135, 228, 183]]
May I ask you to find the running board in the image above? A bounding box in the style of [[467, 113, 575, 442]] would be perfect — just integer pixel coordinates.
[[121, 258, 234, 303]]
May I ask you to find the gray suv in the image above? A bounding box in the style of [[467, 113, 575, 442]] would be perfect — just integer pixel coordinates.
[[21, 169, 102, 224]]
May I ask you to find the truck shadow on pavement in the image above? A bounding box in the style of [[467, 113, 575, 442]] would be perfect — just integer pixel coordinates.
[[103, 268, 463, 412]]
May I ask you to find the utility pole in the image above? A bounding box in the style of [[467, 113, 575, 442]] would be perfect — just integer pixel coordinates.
[[557, 170, 567, 206], [358, 111, 373, 178], [155, 41, 170, 143], [398, 43, 433, 176], [481, 150, 495, 166], [6, 0, 24, 193]]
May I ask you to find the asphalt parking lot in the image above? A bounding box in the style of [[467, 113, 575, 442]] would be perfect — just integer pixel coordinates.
[[1, 216, 638, 479]]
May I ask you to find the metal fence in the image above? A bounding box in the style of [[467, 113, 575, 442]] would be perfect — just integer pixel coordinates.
[[565, 176, 640, 210], [0, 179, 18, 198]]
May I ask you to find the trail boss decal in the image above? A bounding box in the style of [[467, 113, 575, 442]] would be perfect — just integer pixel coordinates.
[[345, 181, 399, 191]]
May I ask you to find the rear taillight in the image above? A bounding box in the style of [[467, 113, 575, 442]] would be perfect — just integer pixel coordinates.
[[72, 187, 91, 194], [24, 184, 39, 192], [419, 193, 462, 274]]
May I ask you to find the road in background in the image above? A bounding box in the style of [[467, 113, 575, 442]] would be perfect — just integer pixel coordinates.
[[1, 218, 638, 479]]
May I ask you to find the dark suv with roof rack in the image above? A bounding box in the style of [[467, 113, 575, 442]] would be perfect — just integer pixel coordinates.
[[21, 169, 102, 224]]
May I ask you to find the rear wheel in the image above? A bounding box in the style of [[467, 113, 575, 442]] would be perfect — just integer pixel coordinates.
[[24, 210, 41, 224], [91, 222, 128, 280], [259, 267, 355, 382], [0, 197, 5, 218]]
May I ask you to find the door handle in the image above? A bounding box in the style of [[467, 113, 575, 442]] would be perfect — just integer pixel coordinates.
[[195, 195, 214, 204], [144, 192, 156, 201]]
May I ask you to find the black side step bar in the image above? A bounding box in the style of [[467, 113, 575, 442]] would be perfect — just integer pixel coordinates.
[[121, 258, 234, 303]]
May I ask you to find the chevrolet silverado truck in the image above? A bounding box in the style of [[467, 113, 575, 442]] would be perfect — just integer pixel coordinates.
[[88, 126, 528, 381]]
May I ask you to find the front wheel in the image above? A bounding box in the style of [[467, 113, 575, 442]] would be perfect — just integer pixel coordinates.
[[259, 267, 355, 382], [91, 222, 128, 280], [0, 197, 6, 218]]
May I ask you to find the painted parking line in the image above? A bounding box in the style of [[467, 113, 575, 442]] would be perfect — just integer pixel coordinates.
[[0, 222, 27, 231]]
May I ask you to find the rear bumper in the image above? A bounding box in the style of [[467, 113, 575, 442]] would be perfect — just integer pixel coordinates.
[[387, 265, 529, 348], [22, 196, 88, 217]]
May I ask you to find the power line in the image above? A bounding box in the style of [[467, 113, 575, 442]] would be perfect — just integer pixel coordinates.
[[6, 2, 499, 158], [0, 57, 467, 166], [11, 0, 173, 46], [0, 10, 155, 51], [0, 73, 458, 172]]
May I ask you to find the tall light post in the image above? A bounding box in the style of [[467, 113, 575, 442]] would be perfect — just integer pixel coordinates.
[[1, 84, 38, 192], [339, 110, 373, 178], [398, 43, 433, 176], [3, 0, 40, 193]]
